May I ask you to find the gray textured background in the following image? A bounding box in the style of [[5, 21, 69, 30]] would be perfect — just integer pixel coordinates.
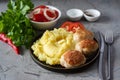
[[0, 0, 120, 80]]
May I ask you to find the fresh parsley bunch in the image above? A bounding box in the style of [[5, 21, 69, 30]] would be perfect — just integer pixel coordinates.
[[0, 0, 35, 48]]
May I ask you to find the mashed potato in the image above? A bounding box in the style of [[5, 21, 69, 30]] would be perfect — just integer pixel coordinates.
[[31, 28, 75, 65]]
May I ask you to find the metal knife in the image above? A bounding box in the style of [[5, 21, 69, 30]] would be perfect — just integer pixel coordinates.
[[98, 32, 105, 80]]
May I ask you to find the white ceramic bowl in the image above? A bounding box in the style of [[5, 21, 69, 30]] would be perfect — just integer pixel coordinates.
[[29, 5, 61, 30], [66, 9, 84, 21], [84, 9, 101, 22]]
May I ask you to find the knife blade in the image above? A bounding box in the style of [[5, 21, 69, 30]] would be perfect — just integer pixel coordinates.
[[98, 32, 105, 80]]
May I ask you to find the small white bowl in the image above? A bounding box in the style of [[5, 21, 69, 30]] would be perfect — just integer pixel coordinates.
[[84, 9, 101, 22], [28, 5, 61, 30], [66, 9, 84, 21]]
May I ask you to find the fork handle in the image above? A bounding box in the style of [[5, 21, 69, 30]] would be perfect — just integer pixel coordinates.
[[107, 45, 111, 80]]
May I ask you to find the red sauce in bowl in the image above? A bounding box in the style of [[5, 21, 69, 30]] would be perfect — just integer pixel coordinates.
[[30, 5, 59, 22]]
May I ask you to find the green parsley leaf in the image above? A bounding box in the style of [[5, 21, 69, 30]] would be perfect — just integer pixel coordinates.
[[0, 0, 35, 48]]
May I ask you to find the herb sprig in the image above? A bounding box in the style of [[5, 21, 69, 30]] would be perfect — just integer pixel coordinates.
[[0, 0, 35, 48]]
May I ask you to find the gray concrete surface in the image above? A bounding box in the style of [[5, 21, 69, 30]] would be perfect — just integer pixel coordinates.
[[0, 0, 120, 80]]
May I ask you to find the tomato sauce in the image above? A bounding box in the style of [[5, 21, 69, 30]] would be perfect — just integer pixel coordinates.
[[31, 5, 58, 22]]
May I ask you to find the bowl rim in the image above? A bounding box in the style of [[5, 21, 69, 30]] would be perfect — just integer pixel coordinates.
[[28, 5, 61, 24], [66, 8, 84, 18], [84, 9, 101, 18]]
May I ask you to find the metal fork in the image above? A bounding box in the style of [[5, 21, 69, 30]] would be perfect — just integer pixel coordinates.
[[105, 30, 114, 80]]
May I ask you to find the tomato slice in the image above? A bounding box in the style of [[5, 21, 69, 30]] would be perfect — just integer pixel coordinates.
[[71, 22, 85, 33], [60, 21, 73, 31], [60, 21, 85, 33]]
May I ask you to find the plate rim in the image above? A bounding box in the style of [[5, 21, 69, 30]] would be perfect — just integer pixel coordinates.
[[30, 35, 100, 73]]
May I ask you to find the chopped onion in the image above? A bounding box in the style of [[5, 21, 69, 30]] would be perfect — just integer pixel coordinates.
[[28, 12, 33, 19], [43, 9, 56, 21], [33, 8, 41, 14]]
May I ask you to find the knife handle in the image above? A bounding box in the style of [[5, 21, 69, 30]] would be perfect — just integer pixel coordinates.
[[99, 51, 104, 80]]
